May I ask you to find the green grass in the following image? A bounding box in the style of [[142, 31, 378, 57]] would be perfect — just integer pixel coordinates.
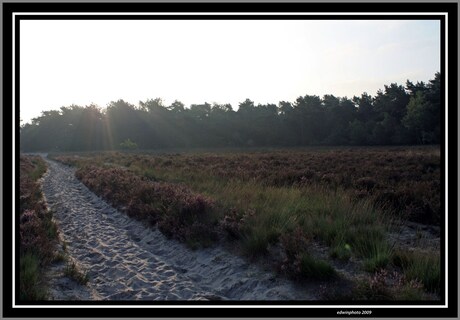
[[28, 157, 47, 180], [43, 210, 58, 240], [195, 177, 392, 278], [240, 227, 278, 257], [298, 253, 337, 280], [363, 244, 392, 273], [20, 253, 48, 300], [96, 155, 394, 275], [393, 249, 441, 294], [348, 225, 393, 272], [55, 150, 440, 297]]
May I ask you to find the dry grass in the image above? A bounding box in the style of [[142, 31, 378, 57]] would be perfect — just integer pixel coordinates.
[[51, 146, 441, 300]]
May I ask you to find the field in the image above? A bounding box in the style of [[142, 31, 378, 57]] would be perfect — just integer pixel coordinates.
[[51, 145, 442, 300], [19, 155, 56, 300]]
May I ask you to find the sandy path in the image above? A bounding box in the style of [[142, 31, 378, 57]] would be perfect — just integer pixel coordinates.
[[41, 158, 315, 301]]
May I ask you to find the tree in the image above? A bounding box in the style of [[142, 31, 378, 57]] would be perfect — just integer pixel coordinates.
[[189, 102, 212, 120], [403, 92, 439, 144], [19, 73, 441, 152], [211, 103, 233, 114], [209, 103, 236, 147], [374, 83, 410, 122], [405, 80, 428, 97], [349, 119, 368, 145], [322, 95, 356, 144], [168, 100, 185, 113], [237, 99, 255, 114], [278, 101, 293, 115], [293, 94, 324, 144], [71, 104, 105, 150], [106, 100, 146, 148], [353, 93, 375, 123], [424, 72, 441, 143], [140, 98, 167, 114], [371, 83, 411, 144]]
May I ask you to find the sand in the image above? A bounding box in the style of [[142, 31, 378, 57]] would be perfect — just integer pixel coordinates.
[[40, 158, 315, 301]]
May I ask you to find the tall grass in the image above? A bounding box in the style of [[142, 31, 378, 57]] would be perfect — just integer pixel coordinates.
[[20, 253, 48, 300], [297, 253, 337, 280], [19, 155, 56, 300], [55, 149, 440, 298], [68, 153, 394, 267], [165, 174, 393, 272], [28, 157, 47, 180], [393, 249, 441, 294]]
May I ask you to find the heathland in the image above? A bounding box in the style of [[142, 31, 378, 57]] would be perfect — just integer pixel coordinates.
[[19, 73, 442, 300], [49, 145, 441, 300]]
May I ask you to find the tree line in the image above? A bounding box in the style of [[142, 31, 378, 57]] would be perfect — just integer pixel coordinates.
[[20, 72, 441, 152]]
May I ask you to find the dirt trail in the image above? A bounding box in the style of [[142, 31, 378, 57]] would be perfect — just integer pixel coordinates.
[[41, 158, 315, 301]]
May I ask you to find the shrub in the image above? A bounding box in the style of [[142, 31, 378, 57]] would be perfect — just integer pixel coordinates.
[[120, 138, 138, 150]]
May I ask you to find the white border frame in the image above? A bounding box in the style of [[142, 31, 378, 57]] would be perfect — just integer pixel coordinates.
[[12, 11, 449, 311]]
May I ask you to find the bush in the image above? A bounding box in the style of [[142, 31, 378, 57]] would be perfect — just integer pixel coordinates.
[[120, 138, 138, 150]]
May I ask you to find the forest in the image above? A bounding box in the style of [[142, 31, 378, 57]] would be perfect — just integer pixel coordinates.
[[20, 73, 441, 152]]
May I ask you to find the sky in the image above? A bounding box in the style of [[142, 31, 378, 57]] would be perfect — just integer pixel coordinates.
[[19, 19, 440, 124]]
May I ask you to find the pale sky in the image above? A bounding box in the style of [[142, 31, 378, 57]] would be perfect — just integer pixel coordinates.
[[19, 19, 440, 124]]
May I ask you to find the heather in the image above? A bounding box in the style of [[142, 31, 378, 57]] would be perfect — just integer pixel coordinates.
[[74, 165, 219, 247], [52, 145, 441, 298], [57, 146, 441, 224], [19, 155, 56, 300]]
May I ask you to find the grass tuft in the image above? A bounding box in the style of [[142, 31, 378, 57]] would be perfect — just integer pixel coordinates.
[[393, 249, 440, 294], [64, 261, 89, 285], [298, 253, 337, 280]]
